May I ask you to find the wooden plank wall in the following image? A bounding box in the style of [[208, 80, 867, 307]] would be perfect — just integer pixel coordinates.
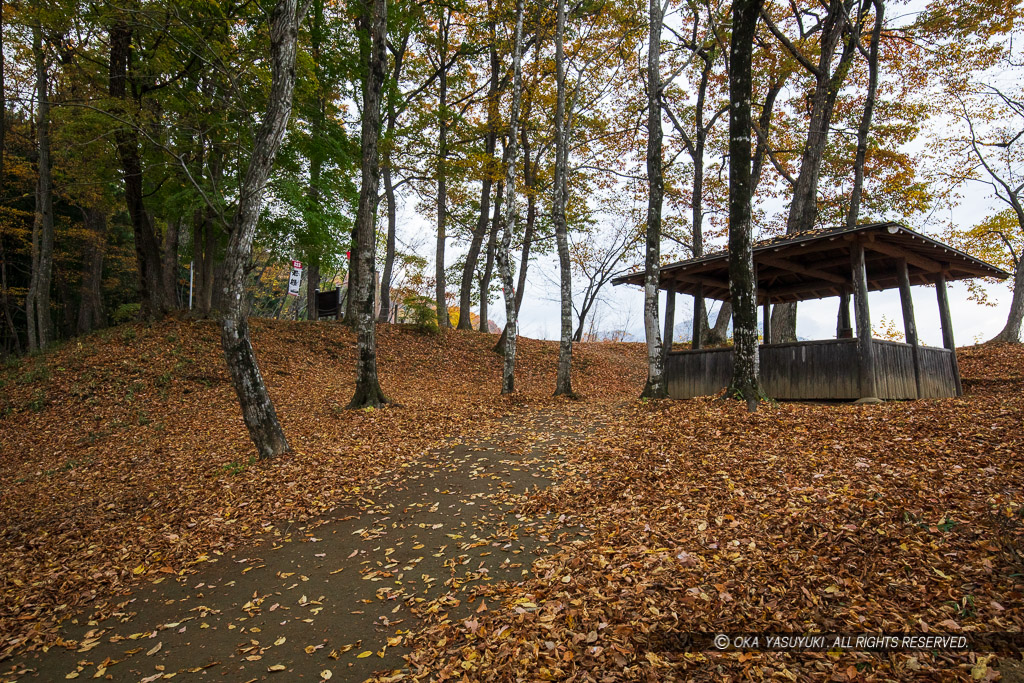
[[915, 346, 959, 398], [665, 347, 732, 399], [872, 341, 917, 399], [666, 339, 959, 400], [762, 340, 861, 399]]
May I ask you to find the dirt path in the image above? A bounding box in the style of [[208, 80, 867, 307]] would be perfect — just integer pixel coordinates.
[[5, 407, 593, 683]]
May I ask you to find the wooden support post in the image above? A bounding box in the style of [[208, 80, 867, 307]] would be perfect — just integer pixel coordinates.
[[851, 242, 877, 400], [662, 290, 676, 362], [762, 301, 771, 345], [837, 293, 853, 338], [896, 259, 922, 398], [692, 283, 704, 350], [935, 273, 963, 396]]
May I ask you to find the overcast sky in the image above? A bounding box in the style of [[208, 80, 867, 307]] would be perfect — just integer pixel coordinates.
[[388, 1, 1018, 347]]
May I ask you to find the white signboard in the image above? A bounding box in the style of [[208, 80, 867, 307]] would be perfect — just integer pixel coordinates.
[[287, 260, 303, 297]]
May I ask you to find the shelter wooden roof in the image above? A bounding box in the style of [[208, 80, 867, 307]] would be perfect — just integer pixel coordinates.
[[612, 222, 1011, 304]]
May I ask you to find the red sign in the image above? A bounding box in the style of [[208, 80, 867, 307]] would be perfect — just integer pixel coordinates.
[[291, 260, 303, 270]]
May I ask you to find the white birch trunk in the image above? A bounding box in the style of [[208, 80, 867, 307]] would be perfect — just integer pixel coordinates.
[[496, 0, 525, 394]]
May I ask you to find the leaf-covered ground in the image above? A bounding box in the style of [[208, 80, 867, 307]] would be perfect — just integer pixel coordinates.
[[400, 343, 1024, 681], [2, 327, 1023, 682], [0, 320, 644, 663]]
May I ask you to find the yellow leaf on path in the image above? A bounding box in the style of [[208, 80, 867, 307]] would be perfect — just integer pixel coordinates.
[[320, 670, 333, 680], [146, 641, 162, 656], [274, 637, 286, 646], [356, 651, 373, 658], [268, 663, 287, 672]]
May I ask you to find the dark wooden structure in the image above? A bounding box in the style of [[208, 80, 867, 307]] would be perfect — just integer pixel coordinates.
[[614, 222, 1010, 400], [314, 286, 344, 320]]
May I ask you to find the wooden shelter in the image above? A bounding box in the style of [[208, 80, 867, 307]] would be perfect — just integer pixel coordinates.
[[613, 222, 1010, 400]]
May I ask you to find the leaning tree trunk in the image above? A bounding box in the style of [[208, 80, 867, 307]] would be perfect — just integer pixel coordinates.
[[846, 0, 883, 231], [552, 0, 573, 396], [457, 22, 499, 331], [220, 0, 302, 459], [771, 0, 858, 342], [993, 260, 1024, 342], [992, 198, 1024, 343], [348, 0, 389, 408], [707, 300, 732, 344], [494, 141, 536, 354], [495, 0, 525, 394], [640, 0, 666, 398], [727, 0, 764, 411]]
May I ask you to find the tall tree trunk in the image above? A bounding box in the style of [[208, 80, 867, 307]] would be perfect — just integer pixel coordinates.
[[784, 0, 857, 236], [0, 0, 15, 355], [348, 0, 389, 408], [0, 236, 18, 356], [220, 0, 302, 459], [771, 0, 859, 342], [108, 23, 166, 319], [435, 10, 450, 329], [161, 217, 181, 309], [640, 0, 666, 398], [727, 0, 764, 411], [306, 0, 325, 322], [992, 198, 1024, 342], [707, 300, 732, 343], [750, 73, 787, 192], [306, 261, 320, 320], [712, 75, 785, 344], [194, 142, 222, 317], [495, 0, 524, 394], [198, 211, 217, 315], [993, 261, 1024, 342], [493, 184, 536, 354], [378, 116, 397, 323], [457, 15, 499, 330], [846, 0, 883, 229], [479, 178, 501, 332], [662, 291, 675, 363], [29, 25, 54, 351], [77, 207, 107, 334], [553, 0, 573, 396]]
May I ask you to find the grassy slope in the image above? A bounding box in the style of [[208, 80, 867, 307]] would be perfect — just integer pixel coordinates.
[[0, 320, 646, 657]]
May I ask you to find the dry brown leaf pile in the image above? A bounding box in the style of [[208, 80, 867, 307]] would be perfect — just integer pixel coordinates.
[[0, 320, 645, 659], [401, 343, 1024, 681]]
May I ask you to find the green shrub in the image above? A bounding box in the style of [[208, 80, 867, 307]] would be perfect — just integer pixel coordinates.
[[112, 303, 141, 324], [403, 294, 440, 335]]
